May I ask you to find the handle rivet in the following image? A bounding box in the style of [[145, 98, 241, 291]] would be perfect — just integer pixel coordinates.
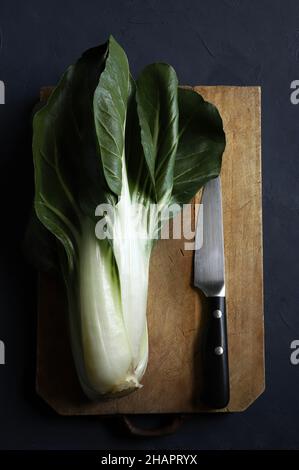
[[213, 309, 222, 318], [214, 346, 224, 355]]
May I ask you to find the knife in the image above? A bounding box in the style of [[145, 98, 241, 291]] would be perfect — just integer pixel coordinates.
[[194, 176, 229, 409]]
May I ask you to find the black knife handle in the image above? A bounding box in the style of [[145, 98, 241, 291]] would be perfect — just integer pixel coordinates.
[[201, 296, 230, 409]]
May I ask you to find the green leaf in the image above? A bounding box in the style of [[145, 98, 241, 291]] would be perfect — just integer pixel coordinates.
[[136, 63, 179, 203], [124, 77, 156, 203], [93, 36, 131, 196], [32, 43, 109, 270], [172, 88, 225, 204]]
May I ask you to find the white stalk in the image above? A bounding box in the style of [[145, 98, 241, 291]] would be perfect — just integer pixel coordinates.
[[67, 206, 151, 399], [66, 162, 156, 399], [112, 159, 152, 372]]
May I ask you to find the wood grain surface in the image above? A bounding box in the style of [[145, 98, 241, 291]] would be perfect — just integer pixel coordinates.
[[36, 86, 264, 414]]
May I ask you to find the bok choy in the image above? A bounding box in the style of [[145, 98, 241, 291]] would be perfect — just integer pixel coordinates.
[[28, 36, 226, 399]]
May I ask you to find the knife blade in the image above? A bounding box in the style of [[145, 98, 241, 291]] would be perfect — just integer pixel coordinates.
[[194, 176, 229, 409]]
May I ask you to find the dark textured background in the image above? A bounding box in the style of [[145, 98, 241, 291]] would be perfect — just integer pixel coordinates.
[[0, 0, 298, 450]]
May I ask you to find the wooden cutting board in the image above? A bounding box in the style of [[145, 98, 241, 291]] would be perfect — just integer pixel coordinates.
[[36, 86, 264, 414]]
